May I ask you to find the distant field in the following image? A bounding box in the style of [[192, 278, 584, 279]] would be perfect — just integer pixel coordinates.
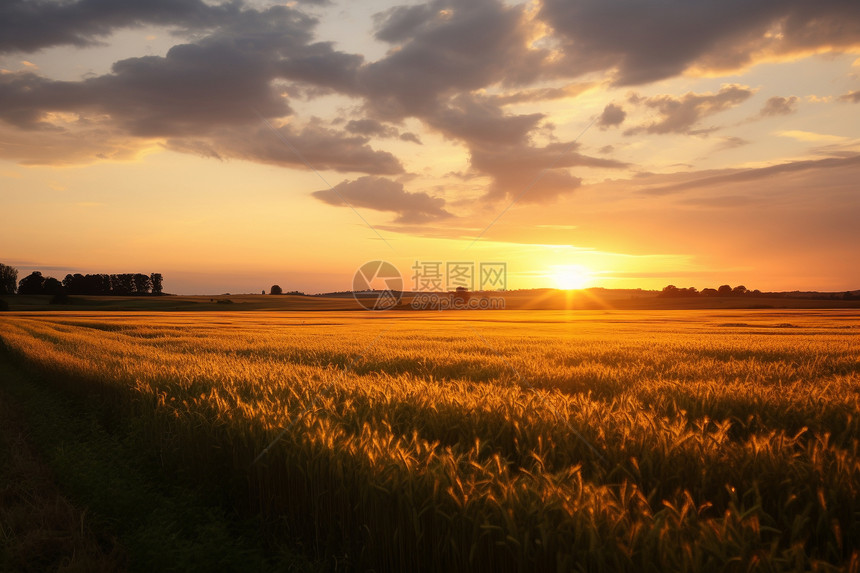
[[3, 290, 860, 312], [1, 310, 859, 571]]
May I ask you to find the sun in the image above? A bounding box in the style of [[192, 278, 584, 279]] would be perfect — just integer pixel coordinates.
[[551, 265, 591, 290]]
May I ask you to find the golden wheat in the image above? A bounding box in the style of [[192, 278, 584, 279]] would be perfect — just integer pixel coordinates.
[[1, 310, 858, 571]]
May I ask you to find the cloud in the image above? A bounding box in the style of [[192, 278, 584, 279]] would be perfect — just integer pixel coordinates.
[[776, 130, 848, 143], [712, 136, 750, 152], [427, 94, 544, 146], [625, 84, 754, 135], [5, 0, 854, 222], [399, 132, 423, 144], [758, 95, 799, 117], [0, 121, 156, 165], [539, 0, 860, 85], [312, 176, 452, 223], [343, 118, 423, 144], [0, 4, 401, 174], [839, 90, 860, 103], [350, 2, 615, 207], [680, 195, 758, 208], [0, 4, 319, 136], [276, 41, 364, 93], [470, 141, 628, 202], [168, 122, 404, 175], [360, 0, 547, 119], [487, 82, 597, 106], [640, 154, 860, 195], [597, 103, 626, 128], [345, 119, 399, 138], [0, 0, 247, 54]]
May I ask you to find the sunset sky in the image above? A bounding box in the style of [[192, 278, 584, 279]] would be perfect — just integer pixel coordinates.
[[2, 0, 859, 294]]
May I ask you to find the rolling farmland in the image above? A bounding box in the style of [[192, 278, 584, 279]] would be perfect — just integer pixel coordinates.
[[1, 310, 859, 571]]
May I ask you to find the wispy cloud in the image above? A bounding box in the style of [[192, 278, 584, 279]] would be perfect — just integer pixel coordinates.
[[775, 130, 848, 143]]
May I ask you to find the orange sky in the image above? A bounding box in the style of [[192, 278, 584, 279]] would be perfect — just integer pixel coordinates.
[[1, 0, 859, 294]]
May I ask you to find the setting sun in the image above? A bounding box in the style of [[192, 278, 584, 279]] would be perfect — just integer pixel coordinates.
[[551, 265, 592, 290]]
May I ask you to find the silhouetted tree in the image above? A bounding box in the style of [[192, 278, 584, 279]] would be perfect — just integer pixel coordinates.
[[24, 270, 162, 296], [111, 274, 135, 295], [453, 286, 471, 304], [732, 285, 748, 296], [18, 271, 45, 295], [659, 285, 699, 298], [133, 273, 152, 295], [701, 288, 718, 297], [270, 285, 283, 295], [42, 277, 64, 295], [0, 263, 17, 295], [717, 284, 733, 296], [659, 285, 680, 298], [150, 273, 163, 296], [64, 273, 82, 294], [846, 291, 856, 300]]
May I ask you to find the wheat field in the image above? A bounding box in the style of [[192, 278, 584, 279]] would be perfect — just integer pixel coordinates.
[[1, 310, 858, 571]]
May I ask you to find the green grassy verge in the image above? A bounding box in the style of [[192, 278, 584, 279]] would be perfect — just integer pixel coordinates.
[[0, 354, 322, 573]]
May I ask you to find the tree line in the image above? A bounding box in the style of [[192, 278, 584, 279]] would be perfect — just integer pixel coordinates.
[[658, 284, 760, 298], [659, 283, 856, 300], [0, 263, 163, 296]]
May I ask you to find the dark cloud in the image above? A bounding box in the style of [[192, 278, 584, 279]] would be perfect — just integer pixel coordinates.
[[427, 94, 544, 146], [540, 0, 860, 85], [0, 3, 399, 174], [312, 176, 452, 223], [838, 90, 860, 103], [0, 56, 290, 135], [597, 103, 626, 128], [343, 118, 425, 145], [276, 41, 363, 93], [6, 0, 853, 222], [625, 85, 754, 135], [372, 4, 434, 43], [168, 123, 404, 175], [0, 0, 659, 211], [345, 119, 399, 138], [361, 0, 547, 119], [759, 96, 798, 116], [0, 0, 247, 54], [471, 141, 628, 202], [399, 132, 423, 144], [0, 3, 322, 136]]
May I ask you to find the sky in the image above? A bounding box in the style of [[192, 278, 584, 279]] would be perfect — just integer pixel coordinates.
[[1, 0, 859, 295]]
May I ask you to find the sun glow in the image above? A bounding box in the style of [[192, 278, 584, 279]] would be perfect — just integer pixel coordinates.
[[551, 265, 592, 290]]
